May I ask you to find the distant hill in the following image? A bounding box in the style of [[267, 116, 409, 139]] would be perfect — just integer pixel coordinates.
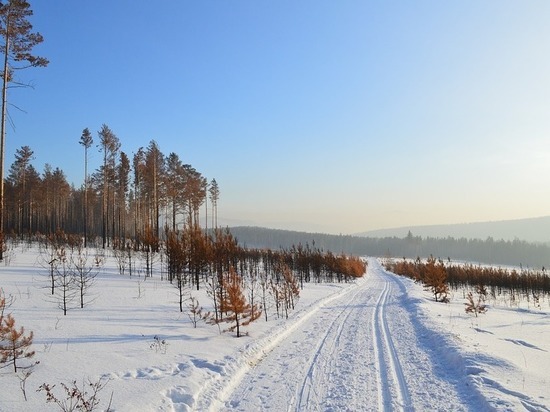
[[357, 216, 550, 243], [228, 225, 550, 268]]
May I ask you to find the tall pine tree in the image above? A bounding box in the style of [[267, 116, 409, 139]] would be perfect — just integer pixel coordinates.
[[0, 0, 48, 259]]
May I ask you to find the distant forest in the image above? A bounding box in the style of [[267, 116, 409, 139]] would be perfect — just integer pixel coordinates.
[[228, 226, 550, 269], [2, 126, 219, 253], [359, 215, 550, 244]]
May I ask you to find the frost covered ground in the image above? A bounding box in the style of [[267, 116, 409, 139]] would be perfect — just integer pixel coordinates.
[[0, 244, 549, 411]]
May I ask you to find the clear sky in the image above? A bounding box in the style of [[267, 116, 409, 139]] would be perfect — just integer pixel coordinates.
[[4, 1, 550, 234]]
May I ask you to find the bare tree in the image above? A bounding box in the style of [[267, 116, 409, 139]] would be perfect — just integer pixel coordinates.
[[165, 229, 188, 311], [71, 241, 99, 309], [139, 224, 158, 278], [205, 275, 221, 324], [245, 260, 261, 323], [187, 294, 203, 328], [38, 377, 112, 412], [51, 246, 76, 315], [38, 230, 67, 295], [259, 261, 271, 321]]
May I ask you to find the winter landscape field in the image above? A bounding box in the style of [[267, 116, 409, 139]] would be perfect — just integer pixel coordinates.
[[2, 2, 550, 411], [0, 240, 548, 411]]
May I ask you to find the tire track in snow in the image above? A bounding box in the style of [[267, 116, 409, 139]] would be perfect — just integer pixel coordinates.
[[195, 278, 364, 411], [372, 269, 412, 411], [294, 286, 370, 411], [218, 259, 479, 411], [219, 282, 373, 411]]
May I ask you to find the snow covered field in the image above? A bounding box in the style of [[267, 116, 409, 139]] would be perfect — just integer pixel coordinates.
[[0, 244, 549, 411]]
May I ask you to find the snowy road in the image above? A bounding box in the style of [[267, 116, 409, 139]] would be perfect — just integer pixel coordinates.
[[211, 259, 484, 411]]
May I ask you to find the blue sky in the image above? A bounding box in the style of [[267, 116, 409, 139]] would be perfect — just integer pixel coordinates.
[[4, 1, 550, 234]]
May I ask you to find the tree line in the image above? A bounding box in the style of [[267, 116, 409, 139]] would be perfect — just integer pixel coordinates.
[[228, 226, 550, 269], [21, 226, 364, 323], [2, 130, 221, 252], [384, 257, 550, 307], [0, 0, 219, 258], [0, 223, 366, 403]]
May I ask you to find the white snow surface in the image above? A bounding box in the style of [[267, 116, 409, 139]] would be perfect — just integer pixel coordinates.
[[0, 245, 549, 411]]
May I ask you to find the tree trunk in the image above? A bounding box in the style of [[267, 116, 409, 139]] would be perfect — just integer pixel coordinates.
[[0, 18, 10, 261], [83, 147, 88, 247]]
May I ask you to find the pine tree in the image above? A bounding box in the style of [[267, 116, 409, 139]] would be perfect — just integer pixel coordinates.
[[423, 256, 449, 303], [209, 178, 219, 229], [183, 166, 206, 228], [165, 152, 186, 232], [0, 312, 35, 372], [115, 151, 130, 241], [218, 267, 261, 337], [98, 124, 120, 249], [7, 145, 33, 234], [79, 128, 93, 247], [0, 0, 48, 260], [144, 140, 165, 239]]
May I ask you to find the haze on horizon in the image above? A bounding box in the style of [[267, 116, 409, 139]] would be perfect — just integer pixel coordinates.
[[5, 1, 550, 235]]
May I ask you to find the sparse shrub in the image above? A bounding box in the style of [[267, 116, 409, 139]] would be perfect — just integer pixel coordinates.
[[71, 244, 100, 309], [17, 368, 34, 401], [464, 290, 487, 317], [532, 291, 541, 309], [149, 335, 167, 354], [38, 377, 112, 412], [111, 244, 128, 275], [187, 295, 203, 328]]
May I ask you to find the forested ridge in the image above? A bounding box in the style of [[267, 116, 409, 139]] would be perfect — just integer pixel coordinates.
[[229, 226, 550, 269]]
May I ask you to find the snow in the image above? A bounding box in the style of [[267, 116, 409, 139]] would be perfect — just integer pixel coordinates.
[[0, 243, 549, 411]]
